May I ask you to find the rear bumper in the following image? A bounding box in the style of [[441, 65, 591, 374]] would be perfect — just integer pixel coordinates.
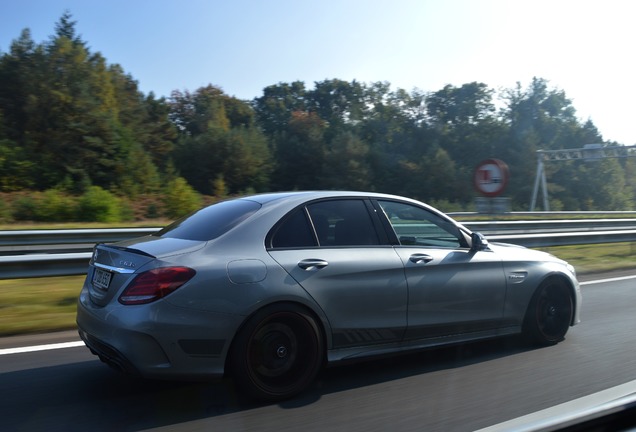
[[76, 288, 243, 381], [78, 328, 141, 376]]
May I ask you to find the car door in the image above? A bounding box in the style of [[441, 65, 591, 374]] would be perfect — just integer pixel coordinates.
[[375, 200, 507, 340], [267, 198, 408, 349]]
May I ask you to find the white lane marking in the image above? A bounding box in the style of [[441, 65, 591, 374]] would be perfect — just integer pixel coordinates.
[[580, 274, 636, 286], [0, 274, 633, 355], [0, 340, 85, 356], [475, 378, 636, 431]]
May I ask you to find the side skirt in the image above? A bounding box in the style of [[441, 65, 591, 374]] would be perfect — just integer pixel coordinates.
[[326, 326, 520, 364]]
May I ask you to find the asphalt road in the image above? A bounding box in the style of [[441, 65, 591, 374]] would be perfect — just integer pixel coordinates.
[[2, 271, 636, 432]]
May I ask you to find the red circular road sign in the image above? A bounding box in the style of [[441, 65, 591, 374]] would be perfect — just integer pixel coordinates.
[[473, 159, 509, 197]]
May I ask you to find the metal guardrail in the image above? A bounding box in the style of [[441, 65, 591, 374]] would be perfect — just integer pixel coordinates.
[[0, 252, 93, 279], [464, 219, 636, 234], [487, 230, 636, 248], [1, 223, 636, 279], [0, 228, 159, 253], [0, 228, 159, 279]]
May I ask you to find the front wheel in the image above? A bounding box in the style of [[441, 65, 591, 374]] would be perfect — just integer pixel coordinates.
[[230, 304, 324, 401], [523, 279, 573, 345]]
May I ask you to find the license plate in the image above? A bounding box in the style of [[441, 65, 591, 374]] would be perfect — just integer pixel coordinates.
[[92, 268, 112, 290]]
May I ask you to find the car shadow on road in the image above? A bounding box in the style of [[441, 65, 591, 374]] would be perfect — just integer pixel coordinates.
[[284, 335, 537, 408], [0, 335, 548, 431]]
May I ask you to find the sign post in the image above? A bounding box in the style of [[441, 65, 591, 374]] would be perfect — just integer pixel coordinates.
[[473, 159, 510, 213]]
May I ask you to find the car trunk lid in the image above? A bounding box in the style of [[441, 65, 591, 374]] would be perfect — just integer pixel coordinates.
[[88, 236, 205, 306]]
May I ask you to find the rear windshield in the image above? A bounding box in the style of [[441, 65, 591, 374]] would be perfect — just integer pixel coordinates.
[[155, 199, 261, 241]]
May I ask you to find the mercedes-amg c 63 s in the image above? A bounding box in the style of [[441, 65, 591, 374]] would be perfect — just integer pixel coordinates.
[[77, 191, 581, 400]]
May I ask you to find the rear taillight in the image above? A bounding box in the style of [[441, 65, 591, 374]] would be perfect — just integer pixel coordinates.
[[119, 267, 196, 305]]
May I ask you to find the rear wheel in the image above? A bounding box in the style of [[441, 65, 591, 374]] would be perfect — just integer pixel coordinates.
[[523, 279, 573, 345], [230, 304, 324, 401]]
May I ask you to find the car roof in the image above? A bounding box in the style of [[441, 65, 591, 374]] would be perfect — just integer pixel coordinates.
[[235, 191, 471, 236], [239, 190, 411, 205]]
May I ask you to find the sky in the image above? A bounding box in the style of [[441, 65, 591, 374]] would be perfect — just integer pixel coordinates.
[[2, 0, 636, 145]]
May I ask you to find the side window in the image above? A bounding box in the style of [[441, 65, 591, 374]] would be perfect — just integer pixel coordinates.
[[378, 200, 462, 248], [307, 199, 380, 246], [271, 209, 317, 248]]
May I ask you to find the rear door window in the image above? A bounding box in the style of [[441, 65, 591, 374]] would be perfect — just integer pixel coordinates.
[[270, 199, 382, 248], [271, 209, 317, 248], [307, 199, 380, 246]]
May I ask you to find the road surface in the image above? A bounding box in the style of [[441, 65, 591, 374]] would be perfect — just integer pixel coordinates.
[[2, 271, 636, 431]]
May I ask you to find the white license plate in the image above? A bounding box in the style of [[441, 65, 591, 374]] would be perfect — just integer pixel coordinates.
[[92, 268, 112, 290]]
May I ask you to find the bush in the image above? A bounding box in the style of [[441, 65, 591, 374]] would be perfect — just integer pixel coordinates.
[[37, 190, 77, 221], [77, 186, 122, 222], [145, 202, 160, 219], [11, 190, 78, 222], [427, 199, 467, 213], [123, 194, 166, 221], [11, 195, 37, 221], [117, 198, 134, 222], [0, 198, 11, 223], [162, 177, 202, 219], [2, 187, 204, 224]]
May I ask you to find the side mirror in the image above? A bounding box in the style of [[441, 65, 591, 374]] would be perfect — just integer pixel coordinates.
[[471, 232, 489, 252]]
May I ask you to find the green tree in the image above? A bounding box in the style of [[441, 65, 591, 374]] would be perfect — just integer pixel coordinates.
[[502, 78, 604, 208], [425, 82, 503, 170], [578, 158, 631, 210], [140, 93, 177, 171], [271, 110, 327, 190], [321, 132, 371, 190], [0, 13, 172, 197], [623, 157, 636, 207], [169, 85, 271, 194], [0, 112, 35, 190], [252, 81, 307, 136], [117, 143, 161, 196], [360, 82, 424, 194], [169, 85, 230, 135], [223, 127, 272, 193], [306, 79, 366, 140], [0, 29, 44, 189]]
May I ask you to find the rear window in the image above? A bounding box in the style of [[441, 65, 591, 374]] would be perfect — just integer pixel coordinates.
[[155, 199, 261, 241]]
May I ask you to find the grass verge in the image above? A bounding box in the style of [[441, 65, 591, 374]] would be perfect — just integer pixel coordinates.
[[539, 242, 636, 274], [0, 275, 85, 336], [0, 243, 634, 337]]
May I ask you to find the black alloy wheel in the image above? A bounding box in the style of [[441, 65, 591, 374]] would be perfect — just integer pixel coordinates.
[[524, 279, 573, 345], [231, 304, 324, 401]]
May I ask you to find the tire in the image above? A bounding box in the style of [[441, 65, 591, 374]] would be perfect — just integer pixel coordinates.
[[523, 279, 573, 346], [230, 304, 324, 401]]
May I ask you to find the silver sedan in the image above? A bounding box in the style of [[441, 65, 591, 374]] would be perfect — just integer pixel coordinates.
[[76, 191, 581, 400]]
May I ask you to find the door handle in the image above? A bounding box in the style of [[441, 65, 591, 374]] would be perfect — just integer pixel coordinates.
[[298, 259, 329, 271], [409, 254, 433, 264]]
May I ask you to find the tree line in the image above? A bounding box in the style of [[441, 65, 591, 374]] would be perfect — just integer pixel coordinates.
[[1, 13, 635, 222]]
